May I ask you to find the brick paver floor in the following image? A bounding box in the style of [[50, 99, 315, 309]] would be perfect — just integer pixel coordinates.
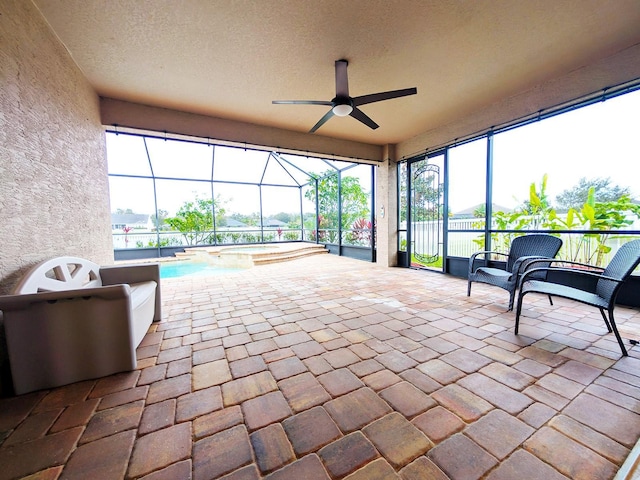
[[2, 254, 640, 479]]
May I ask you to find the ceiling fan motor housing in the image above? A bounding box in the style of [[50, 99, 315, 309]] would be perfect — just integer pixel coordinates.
[[331, 96, 353, 116]]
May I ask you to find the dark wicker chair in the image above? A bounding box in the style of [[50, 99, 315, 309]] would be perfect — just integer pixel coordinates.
[[515, 239, 640, 356], [467, 234, 563, 310]]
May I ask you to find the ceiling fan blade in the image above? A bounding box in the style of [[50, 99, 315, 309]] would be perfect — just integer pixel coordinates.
[[350, 107, 379, 130], [309, 109, 335, 133], [335, 59, 349, 97], [353, 87, 417, 107], [272, 100, 333, 106]]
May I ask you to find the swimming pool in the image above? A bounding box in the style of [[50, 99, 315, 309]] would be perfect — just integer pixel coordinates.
[[159, 261, 242, 279]]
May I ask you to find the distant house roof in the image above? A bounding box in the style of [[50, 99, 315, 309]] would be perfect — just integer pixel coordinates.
[[452, 203, 512, 219], [225, 218, 247, 227], [111, 213, 150, 226], [263, 218, 286, 227]]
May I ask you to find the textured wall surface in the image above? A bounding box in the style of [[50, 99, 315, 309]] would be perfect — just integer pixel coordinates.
[[0, 0, 113, 296]]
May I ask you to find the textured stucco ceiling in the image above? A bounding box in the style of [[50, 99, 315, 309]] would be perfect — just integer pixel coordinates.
[[34, 0, 640, 146]]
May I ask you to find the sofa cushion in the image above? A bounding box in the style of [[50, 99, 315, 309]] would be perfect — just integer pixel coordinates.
[[129, 281, 157, 347]]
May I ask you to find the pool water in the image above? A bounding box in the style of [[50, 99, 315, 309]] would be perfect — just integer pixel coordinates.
[[160, 262, 242, 279]]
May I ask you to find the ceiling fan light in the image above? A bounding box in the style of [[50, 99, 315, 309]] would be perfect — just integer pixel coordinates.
[[332, 104, 353, 117]]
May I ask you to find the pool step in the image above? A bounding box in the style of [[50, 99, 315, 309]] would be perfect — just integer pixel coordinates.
[[175, 243, 329, 266], [174, 250, 201, 260], [252, 245, 328, 265]]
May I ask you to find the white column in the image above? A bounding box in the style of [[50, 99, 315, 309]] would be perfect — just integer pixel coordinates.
[[376, 145, 398, 267]]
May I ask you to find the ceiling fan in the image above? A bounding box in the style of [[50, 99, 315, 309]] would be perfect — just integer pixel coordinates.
[[272, 59, 417, 133]]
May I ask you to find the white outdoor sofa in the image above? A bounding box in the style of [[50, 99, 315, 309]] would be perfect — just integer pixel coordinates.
[[0, 256, 161, 395]]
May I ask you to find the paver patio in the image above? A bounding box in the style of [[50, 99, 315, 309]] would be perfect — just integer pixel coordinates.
[[1, 254, 640, 479]]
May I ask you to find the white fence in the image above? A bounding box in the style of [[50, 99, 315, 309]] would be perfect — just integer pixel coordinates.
[[113, 226, 374, 250], [113, 228, 303, 249], [405, 217, 640, 266]]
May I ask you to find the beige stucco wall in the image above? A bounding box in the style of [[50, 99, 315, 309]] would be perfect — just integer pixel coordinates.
[[100, 98, 384, 163], [0, 0, 113, 295]]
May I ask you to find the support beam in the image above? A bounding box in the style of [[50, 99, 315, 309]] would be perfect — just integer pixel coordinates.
[[376, 145, 398, 267]]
